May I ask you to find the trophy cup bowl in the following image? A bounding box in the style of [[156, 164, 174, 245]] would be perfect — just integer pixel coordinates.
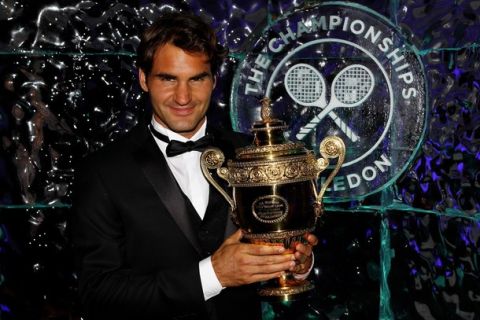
[[201, 99, 345, 300]]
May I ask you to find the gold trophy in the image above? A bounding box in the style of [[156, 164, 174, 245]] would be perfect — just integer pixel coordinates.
[[201, 98, 345, 299]]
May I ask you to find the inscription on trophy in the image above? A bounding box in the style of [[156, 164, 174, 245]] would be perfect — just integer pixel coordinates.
[[252, 195, 289, 224]]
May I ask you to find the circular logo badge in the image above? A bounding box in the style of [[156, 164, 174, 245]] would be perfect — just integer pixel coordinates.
[[231, 3, 428, 202]]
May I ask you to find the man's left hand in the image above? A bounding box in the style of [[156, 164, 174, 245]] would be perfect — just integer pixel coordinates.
[[291, 233, 318, 275]]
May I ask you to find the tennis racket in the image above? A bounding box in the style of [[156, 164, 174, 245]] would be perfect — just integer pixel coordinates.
[[297, 64, 375, 141], [284, 63, 360, 142]]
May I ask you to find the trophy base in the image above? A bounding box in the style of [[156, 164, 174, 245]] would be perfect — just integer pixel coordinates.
[[258, 274, 315, 301]]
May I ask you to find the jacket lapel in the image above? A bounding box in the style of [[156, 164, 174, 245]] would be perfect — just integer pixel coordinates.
[[131, 124, 203, 255], [206, 125, 250, 238]]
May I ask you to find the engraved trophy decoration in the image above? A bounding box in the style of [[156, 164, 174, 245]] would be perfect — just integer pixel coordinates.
[[201, 98, 345, 299]]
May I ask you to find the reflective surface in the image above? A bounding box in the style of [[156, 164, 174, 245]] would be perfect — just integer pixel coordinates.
[[389, 210, 480, 319], [0, 0, 479, 319]]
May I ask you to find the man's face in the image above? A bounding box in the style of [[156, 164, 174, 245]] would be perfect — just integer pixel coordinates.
[[139, 43, 215, 138]]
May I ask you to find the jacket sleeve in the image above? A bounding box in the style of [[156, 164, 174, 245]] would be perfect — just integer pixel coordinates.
[[70, 160, 207, 319]]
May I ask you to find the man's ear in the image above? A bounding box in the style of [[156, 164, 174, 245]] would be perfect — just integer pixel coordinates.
[[138, 69, 149, 92]]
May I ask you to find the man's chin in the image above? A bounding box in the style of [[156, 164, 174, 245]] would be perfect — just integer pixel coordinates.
[[169, 123, 202, 138]]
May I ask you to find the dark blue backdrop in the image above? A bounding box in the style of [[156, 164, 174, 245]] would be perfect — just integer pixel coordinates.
[[0, 1, 479, 319]]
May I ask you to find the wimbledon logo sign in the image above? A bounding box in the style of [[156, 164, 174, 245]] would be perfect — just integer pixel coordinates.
[[230, 2, 428, 202]]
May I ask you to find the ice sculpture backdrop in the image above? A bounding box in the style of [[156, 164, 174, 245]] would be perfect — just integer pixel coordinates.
[[0, 1, 479, 319]]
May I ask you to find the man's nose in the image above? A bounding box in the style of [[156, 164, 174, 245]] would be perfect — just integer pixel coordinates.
[[174, 82, 192, 105]]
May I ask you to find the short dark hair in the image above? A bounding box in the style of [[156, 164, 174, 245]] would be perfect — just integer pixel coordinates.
[[136, 11, 228, 75]]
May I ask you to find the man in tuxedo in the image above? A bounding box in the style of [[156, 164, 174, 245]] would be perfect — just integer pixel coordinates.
[[71, 12, 317, 320]]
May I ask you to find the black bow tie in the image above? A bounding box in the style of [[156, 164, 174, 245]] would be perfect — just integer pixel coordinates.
[[149, 124, 214, 157]]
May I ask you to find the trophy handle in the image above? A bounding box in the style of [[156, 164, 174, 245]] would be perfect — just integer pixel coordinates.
[[315, 136, 346, 205], [200, 148, 236, 211]]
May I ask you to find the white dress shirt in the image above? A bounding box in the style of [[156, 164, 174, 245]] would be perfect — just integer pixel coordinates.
[[150, 118, 223, 301]]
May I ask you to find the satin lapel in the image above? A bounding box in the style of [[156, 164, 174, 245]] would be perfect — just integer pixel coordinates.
[[203, 184, 233, 240], [224, 209, 238, 239], [206, 125, 252, 158], [132, 125, 203, 255], [206, 126, 243, 239]]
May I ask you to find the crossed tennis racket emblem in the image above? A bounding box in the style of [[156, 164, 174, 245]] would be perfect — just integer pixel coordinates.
[[284, 63, 375, 142]]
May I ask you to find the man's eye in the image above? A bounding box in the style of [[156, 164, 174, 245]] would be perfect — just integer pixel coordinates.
[[191, 76, 206, 82]]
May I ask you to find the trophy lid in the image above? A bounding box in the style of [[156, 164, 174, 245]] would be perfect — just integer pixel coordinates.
[[236, 98, 309, 160]]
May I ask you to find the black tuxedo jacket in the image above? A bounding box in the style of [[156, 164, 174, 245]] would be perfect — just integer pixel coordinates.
[[70, 122, 261, 320]]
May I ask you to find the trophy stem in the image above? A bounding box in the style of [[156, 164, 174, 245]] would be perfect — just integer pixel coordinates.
[[258, 274, 315, 301]]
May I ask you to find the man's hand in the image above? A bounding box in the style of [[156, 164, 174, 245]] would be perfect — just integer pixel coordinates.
[[291, 232, 318, 275], [211, 230, 296, 287]]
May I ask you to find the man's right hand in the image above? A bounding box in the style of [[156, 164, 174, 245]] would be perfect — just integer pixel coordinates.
[[211, 229, 296, 287]]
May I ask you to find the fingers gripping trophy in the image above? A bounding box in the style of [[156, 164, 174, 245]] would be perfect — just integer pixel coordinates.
[[201, 98, 345, 299]]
